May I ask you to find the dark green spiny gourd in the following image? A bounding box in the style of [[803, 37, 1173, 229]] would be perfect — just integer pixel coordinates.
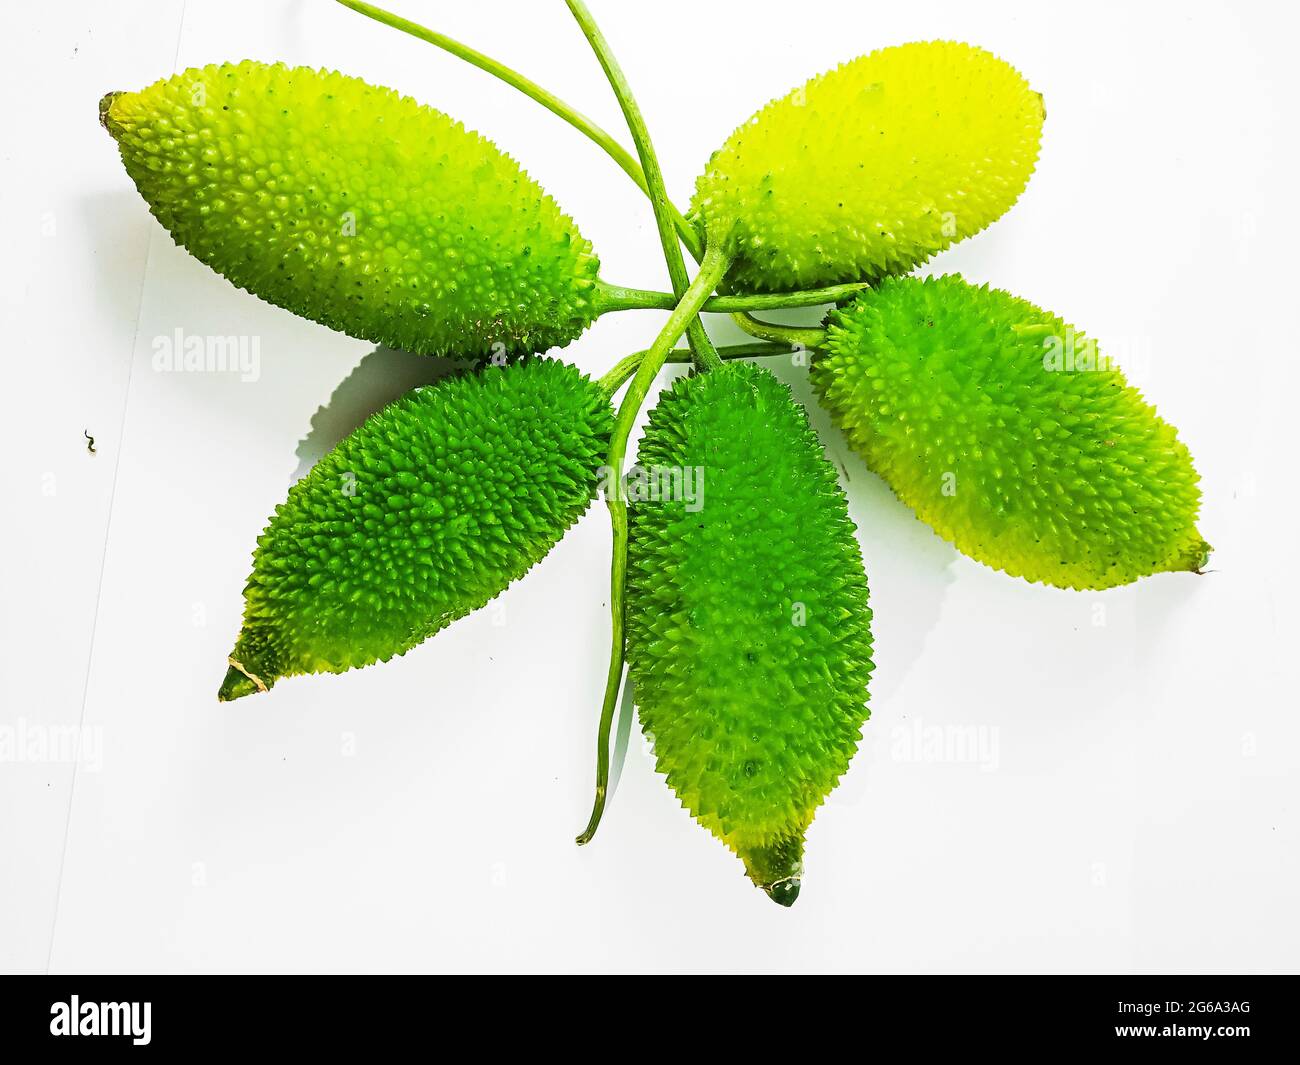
[[102, 61, 602, 359], [814, 274, 1209, 589], [219, 359, 612, 700], [625, 362, 874, 905]]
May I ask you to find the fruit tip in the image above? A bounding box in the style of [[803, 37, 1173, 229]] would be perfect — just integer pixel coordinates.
[[98, 92, 121, 135], [1186, 535, 1213, 576], [741, 835, 806, 906], [763, 878, 801, 907], [218, 660, 266, 702]]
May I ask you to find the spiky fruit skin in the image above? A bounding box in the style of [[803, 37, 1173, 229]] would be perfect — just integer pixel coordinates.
[[102, 61, 601, 359], [814, 275, 1209, 590], [690, 41, 1043, 292], [625, 363, 874, 903], [219, 359, 612, 699]]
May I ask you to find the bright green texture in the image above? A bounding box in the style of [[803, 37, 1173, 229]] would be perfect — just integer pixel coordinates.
[[690, 40, 1044, 291], [219, 359, 612, 700], [625, 363, 874, 903], [815, 275, 1209, 590], [102, 61, 601, 358]]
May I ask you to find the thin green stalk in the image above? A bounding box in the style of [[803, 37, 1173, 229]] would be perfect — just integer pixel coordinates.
[[567, 0, 729, 844], [340, 0, 872, 328], [335, 0, 701, 255], [616, 247, 748, 444], [595, 279, 872, 314], [577, 241, 731, 845], [597, 342, 787, 397], [732, 312, 828, 350], [565, 0, 718, 372]]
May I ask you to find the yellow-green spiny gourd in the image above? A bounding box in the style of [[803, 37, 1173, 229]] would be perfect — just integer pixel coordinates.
[[219, 359, 612, 700], [102, 61, 603, 359], [625, 362, 874, 905], [690, 41, 1044, 292], [813, 274, 1209, 590]]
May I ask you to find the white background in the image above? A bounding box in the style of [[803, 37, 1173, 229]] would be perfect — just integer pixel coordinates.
[[2, 0, 1296, 974]]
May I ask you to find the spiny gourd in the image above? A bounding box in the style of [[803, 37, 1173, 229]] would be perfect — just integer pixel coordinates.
[[690, 40, 1044, 291], [813, 274, 1209, 590], [625, 362, 874, 905], [219, 358, 612, 700], [101, 60, 602, 359]]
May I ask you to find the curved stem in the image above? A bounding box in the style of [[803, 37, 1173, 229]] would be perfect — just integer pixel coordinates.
[[597, 342, 788, 398], [732, 312, 828, 350], [577, 241, 731, 845], [335, 0, 701, 255], [567, 0, 721, 846], [576, 545, 626, 845], [597, 279, 872, 314], [566, 0, 717, 371]]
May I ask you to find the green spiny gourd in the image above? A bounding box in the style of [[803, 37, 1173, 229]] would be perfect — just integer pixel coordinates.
[[813, 274, 1209, 590], [690, 41, 1044, 292], [219, 358, 612, 700], [101, 61, 602, 359], [625, 362, 874, 905]]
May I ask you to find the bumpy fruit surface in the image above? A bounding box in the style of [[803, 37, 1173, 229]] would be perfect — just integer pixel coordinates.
[[102, 61, 601, 358], [690, 41, 1043, 291], [814, 274, 1209, 590], [625, 363, 874, 905], [219, 359, 612, 700]]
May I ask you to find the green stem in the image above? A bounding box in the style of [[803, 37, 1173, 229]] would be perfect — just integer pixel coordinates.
[[597, 341, 788, 397], [596, 279, 872, 314], [565, 0, 718, 372], [335, 0, 701, 256], [339, 0, 872, 342], [577, 241, 731, 845], [566, 0, 726, 844], [732, 312, 828, 350]]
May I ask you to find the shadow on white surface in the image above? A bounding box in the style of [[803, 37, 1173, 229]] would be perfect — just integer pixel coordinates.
[[290, 346, 467, 482]]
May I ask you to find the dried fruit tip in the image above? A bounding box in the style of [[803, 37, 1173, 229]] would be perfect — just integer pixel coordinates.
[[218, 661, 265, 703], [98, 92, 120, 133], [1186, 538, 1213, 575], [764, 878, 802, 908], [739, 833, 810, 909]]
